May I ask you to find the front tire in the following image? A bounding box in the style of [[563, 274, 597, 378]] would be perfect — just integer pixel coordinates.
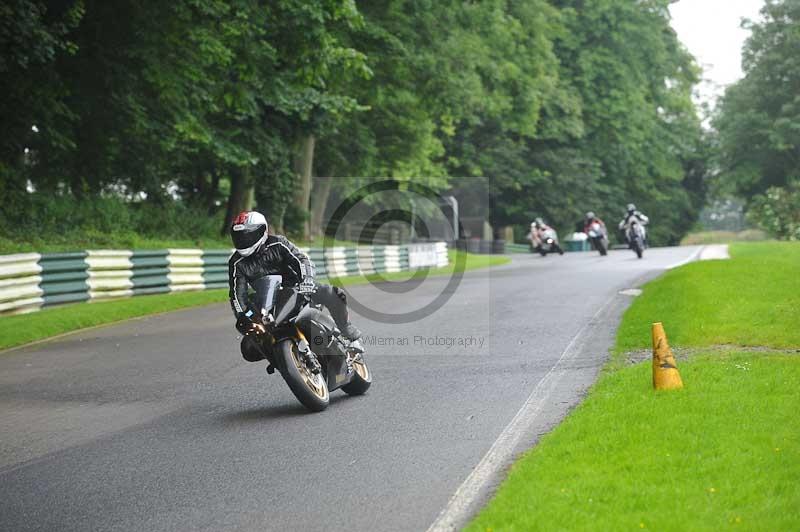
[[277, 339, 329, 412], [341, 356, 372, 396], [633, 239, 643, 259]]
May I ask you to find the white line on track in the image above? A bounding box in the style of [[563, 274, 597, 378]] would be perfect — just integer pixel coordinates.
[[665, 245, 704, 270], [428, 248, 708, 530], [426, 294, 620, 532]]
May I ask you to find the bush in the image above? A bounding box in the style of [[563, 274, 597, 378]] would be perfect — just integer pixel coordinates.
[[747, 181, 800, 240], [0, 193, 229, 253]]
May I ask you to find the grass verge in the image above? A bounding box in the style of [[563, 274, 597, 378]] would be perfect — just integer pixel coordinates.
[[469, 241, 800, 531], [0, 250, 509, 351], [679, 230, 768, 246], [615, 241, 800, 358], [0, 289, 229, 352]]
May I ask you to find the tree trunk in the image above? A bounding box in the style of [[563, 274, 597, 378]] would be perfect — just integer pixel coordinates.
[[221, 166, 255, 236], [271, 206, 286, 235], [206, 168, 221, 215], [309, 175, 333, 239], [292, 133, 315, 240]]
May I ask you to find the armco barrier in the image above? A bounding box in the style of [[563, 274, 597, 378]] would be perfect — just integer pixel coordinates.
[[0, 253, 44, 314], [0, 242, 448, 315]]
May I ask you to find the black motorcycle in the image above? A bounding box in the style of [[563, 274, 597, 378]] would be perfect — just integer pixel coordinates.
[[238, 275, 371, 412]]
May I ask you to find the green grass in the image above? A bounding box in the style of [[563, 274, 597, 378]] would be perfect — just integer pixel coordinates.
[[0, 289, 230, 351], [615, 241, 800, 356], [680, 230, 768, 246], [0, 250, 508, 351], [468, 352, 800, 532], [470, 241, 800, 531]]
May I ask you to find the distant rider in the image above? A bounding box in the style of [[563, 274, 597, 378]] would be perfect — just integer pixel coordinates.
[[227, 211, 362, 352], [618, 203, 649, 245], [530, 218, 564, 255], [583, 211, 607, 235]]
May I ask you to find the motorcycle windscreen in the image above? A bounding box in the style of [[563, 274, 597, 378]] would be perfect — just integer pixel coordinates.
[[274, 289, 299, 324], [251, 275, 282, 315]]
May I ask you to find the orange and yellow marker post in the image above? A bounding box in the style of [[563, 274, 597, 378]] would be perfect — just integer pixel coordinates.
[[652, 322, 683, 390]]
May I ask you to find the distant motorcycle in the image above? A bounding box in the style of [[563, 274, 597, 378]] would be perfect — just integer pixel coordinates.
[[532, 228, 564, 257], [586, 222, 608, 256], [626, 220, 646, 259], [238, 275, 371, 412]]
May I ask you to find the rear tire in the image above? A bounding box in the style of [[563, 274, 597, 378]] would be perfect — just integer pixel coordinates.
[[341, 356, 372, 396], [276, 339, 329, 412]]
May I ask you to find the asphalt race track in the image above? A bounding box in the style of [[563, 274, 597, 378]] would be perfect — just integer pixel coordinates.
[[0, 247, 700, 532]]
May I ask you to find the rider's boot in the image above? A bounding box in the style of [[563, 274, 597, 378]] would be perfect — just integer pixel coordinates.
[[341, 323, 362, 341]]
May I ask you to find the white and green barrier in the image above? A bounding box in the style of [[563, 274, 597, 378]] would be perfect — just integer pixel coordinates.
[[0, 242, 448, 315]]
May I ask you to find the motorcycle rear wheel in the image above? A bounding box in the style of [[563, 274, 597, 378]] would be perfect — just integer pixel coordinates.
[[341, 356, 372, 396], [277, 339, 330, 412]]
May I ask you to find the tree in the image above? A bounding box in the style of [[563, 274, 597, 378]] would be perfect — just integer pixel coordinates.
[[0, 0, 83, 204], [714, 0, 800, 199]]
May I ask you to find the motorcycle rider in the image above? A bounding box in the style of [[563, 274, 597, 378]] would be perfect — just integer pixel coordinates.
[[618, 203, 649, 245], [228, 211, 362, 358], [530, 218, 564, 255], [583, 211, 607, 235]]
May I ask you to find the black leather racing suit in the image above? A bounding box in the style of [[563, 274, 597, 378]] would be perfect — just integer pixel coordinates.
[[228, 234, 352, 331]]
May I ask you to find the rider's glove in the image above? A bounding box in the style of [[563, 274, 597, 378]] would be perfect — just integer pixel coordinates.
[[297, 277, 316, 295], [235, 309, 255, 334]]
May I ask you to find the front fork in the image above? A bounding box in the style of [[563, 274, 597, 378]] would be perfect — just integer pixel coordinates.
[[270, 326, 363, 378]]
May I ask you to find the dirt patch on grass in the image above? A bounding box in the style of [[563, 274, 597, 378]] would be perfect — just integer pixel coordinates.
[[620, 344, 800, 366]]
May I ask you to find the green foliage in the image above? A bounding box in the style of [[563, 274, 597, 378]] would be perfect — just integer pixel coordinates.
[[0, 193, 229, 253], [1, 0, 708, 248], [0, 0, 84, 199], [542, 0, 706, 245], [714, 0, 800, 200], [747, 181, 800, 240]]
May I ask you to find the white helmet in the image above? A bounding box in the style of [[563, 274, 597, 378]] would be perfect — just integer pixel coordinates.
[[230, 211, 268, 257]]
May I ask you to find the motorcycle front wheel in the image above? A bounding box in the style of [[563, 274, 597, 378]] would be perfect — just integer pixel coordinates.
[[633, 239, 643, 259], [277, 339, 330, 412], [341, 356, 372, 396]]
